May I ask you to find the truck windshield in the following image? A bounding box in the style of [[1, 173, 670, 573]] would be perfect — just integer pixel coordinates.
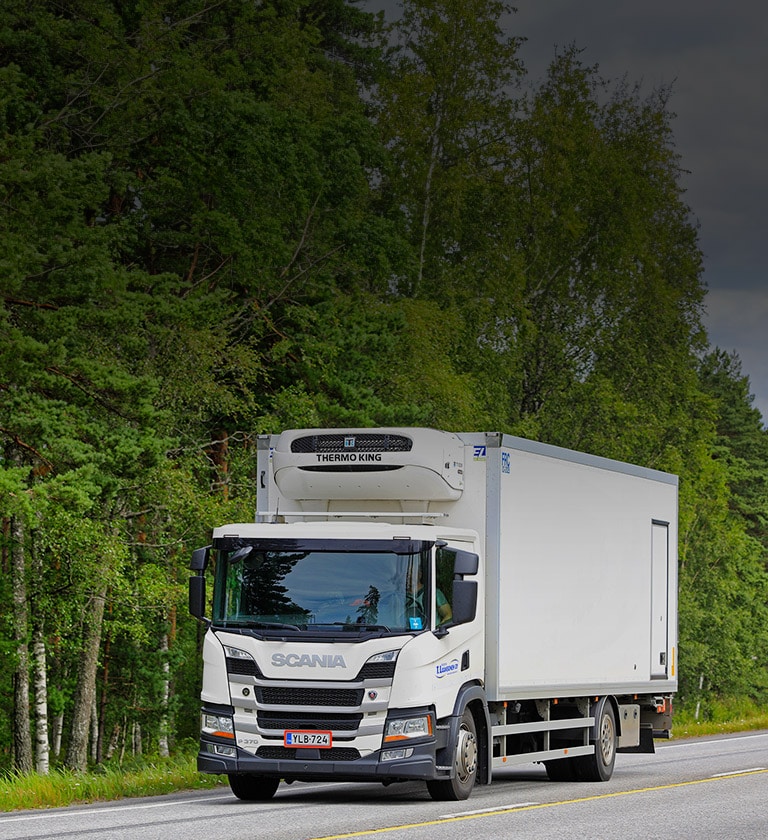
[[211, 541, 435, 634]]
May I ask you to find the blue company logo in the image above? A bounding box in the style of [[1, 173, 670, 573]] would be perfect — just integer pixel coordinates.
[[473, 445, 487, 460], [501, 451, 511, 474], [436, 659, 460, 679]]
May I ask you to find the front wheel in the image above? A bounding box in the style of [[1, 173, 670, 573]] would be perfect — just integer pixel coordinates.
[[427, 708, 478, 801], [228, 773, 280, 801]]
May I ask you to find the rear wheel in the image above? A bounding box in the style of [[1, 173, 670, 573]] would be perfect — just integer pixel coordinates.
[[228, 773, 280, 801], [427, 708, 478, 801], [544, 757, 578, 781], [575, 700, 617, 782]]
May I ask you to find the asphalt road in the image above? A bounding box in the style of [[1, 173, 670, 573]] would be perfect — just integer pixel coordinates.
[[1, 732, 766, 840]]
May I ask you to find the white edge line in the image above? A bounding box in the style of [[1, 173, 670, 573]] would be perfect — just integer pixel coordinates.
[[440, 802, 538, 818], [0, 794, 232, 823], [659, 733, 768, 750], [711, 768, 766, 778]]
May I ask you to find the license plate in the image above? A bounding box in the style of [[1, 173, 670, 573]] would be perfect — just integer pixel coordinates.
[[284, 730, 332, 748]]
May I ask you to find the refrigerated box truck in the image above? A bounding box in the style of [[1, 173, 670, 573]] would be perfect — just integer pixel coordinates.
[[189, 428, 677, 801]]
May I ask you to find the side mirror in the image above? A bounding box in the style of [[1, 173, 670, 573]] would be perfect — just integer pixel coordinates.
[[451, 579, 478, 625], [190, 545, 210, 571], [189, 575, 206, 621], [452, 549, 479, 576]]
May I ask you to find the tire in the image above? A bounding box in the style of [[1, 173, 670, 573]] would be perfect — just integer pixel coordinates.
[[575, 700, 617, 782], [228, 773, 280, 801], [545, 757, 578, 781], [426, 708, 478, 801]]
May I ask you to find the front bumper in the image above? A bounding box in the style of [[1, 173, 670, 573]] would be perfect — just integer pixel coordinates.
[[198, 738, 441, 783]]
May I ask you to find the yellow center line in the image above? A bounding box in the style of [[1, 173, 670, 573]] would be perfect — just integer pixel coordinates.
[[309, 768, 768, 840]]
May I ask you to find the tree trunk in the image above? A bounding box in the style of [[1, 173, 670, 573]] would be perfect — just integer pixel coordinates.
[[65, 580, 108, 771], [90, 694, 99, 764], [416, 106, 442, 297], [133, 720, 142, 756], [208, 430, 230, 499], [106, 723, 121, 760], [158, 631, 170, 757], [32, 622, 50, 774], [97, 635, 111, 765], [11, 514, 33, 773], [52, 712, 64, 758], [30, 528, 50, 775]]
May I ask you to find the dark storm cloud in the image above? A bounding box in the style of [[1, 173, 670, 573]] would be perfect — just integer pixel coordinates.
[[367, 0, 768, 421]]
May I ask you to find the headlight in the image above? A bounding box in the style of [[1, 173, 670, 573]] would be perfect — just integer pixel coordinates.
[[202, 713, 235, 739], [223, 645, 254, 661], [384, 714, 433, 742], [366, 649, 399, 664]]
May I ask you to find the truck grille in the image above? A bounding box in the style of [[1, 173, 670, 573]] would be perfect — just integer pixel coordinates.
[[290, 434, 412, 454], [256, 746, 361, 761], [256, 687, 364, 707], [356, 662, 396, 680], [257, 711, 362, 732], [226, 658, 263, 677], [227, 660, 393, 681]]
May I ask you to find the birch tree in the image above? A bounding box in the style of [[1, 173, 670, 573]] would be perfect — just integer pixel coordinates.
[[32, 623, 49, 774], [376, 0, 522, 296], [10, 512, 32, 772]]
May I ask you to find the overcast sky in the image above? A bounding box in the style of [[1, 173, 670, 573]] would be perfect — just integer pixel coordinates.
[[513, 0, 768, 425], [368, 1, 768, 425]]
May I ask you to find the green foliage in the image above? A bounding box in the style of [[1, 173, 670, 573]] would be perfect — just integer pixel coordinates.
[[674, 350, 768, 705], [376, 0, 522, 296], [0, 0, 766, 779], [699, 350, 768, 549]]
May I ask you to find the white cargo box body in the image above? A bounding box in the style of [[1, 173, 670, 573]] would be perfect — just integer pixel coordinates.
[[464, 434, 678, 702], [257, 428, 677, 702]]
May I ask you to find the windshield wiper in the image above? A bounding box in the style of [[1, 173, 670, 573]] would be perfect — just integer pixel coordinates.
[[224, 621, 302, 632], [316, 622, 392, 633], [243, 621, 302, 631]]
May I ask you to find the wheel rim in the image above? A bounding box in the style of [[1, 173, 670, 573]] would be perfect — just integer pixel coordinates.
[[599, 711, 616, 765], [455, 724, 478, 783]]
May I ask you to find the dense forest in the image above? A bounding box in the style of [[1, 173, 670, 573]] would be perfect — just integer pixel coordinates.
[[1, 0, 767, 774]]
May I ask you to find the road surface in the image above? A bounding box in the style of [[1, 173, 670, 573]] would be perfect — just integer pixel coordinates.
[[1, 731, 766, 840]]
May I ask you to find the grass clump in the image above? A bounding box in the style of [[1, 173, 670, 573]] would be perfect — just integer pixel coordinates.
[[672, 696, 768, 739], [0, 752, 225, 812]]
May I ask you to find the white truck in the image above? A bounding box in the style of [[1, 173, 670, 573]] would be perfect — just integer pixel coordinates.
[[189, 428, 677, 801]]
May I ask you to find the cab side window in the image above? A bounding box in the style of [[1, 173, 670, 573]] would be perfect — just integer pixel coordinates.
[[435, 549, 454, 626]]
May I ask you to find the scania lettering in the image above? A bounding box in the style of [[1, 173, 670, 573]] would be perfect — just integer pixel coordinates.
[[189, 428, 677, 802], [271, 653, 347, 668]]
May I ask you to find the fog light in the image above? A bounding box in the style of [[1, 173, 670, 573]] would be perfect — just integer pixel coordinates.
[[381, 748, 414, 762], [213, 744, 237, 757]]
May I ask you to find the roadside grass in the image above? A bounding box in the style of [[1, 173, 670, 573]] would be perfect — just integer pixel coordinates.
[[671, 697, 768, 739], [673, 716, 768, 739], [0, 752, 225, 813], [3, 701, 767, 812]]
